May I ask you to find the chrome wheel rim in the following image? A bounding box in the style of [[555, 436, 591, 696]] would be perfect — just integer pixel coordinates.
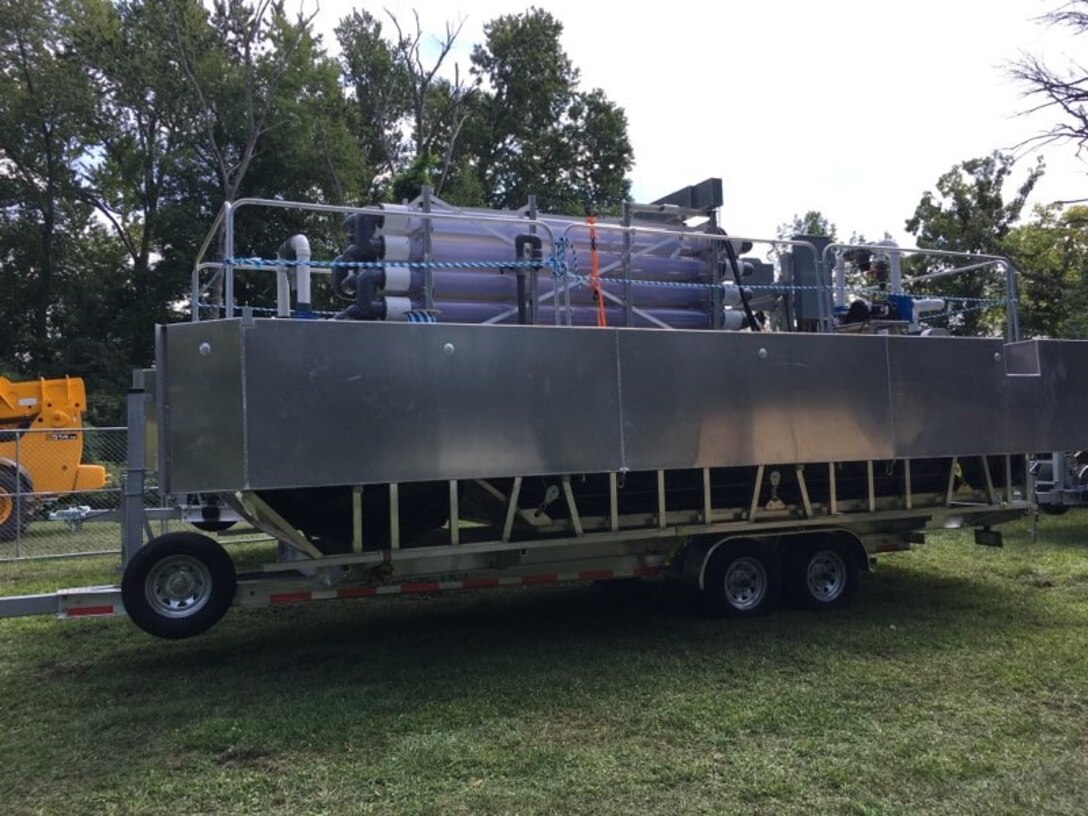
[[723, 556, 767, 610], [145, 555, 212, 618], [806, 550, 847, 602]]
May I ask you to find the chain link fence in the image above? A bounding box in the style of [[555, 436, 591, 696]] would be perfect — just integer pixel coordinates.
[[0, 426, 189, 561]]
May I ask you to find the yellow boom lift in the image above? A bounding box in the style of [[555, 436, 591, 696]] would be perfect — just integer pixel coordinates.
[[0, 376, 107, 540]]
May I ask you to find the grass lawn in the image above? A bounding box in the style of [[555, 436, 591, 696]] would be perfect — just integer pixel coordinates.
[[1, 516, 1086, 815]]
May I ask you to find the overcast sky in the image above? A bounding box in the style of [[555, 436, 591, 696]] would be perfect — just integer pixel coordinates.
[[313, 0, 1085, 244]]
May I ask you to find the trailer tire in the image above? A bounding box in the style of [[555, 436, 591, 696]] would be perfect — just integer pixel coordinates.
[[121, 532, 236, 639], [700, 540, 779, 617], [786, 539, 858, 610], [0, 467, 32, 543]]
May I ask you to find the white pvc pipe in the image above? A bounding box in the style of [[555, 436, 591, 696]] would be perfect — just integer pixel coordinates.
[[721, 285, 746, 309], [877, 239, 902, 294], [912, 297, 945, 315], [722, 309, 746, 330], [385, 296, 412, 321], [286, 235, 311, 311], [383, 235, 411, 261], [275, 261, 290, 317], [382, 266, 412, 294], [834, 253, 846, 308], [378, 204, 415, 235]]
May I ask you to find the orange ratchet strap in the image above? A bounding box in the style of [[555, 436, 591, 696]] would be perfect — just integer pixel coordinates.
[[587, 216, 607, 327]]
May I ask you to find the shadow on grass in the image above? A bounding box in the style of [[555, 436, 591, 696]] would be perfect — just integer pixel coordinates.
[[100, 557, 1058, 695], [38, 554, 1055, 669]]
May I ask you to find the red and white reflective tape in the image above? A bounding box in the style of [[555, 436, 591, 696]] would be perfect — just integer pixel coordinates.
[[49, 564, 666, 619], [268, 564, 663, 606], [58, 588, 125, 619], [63, 604, 118, 618]]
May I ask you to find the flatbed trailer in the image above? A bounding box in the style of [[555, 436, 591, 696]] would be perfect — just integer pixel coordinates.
[[0, 448, 1029, 630], [3, 187, 1086, 639]]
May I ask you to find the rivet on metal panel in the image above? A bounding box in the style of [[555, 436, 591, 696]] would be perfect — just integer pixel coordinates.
[[758, 348, 768, 359], [443, 342, 455, 355], [198, 342, 212, 356], [993, 352, 1001, 362]]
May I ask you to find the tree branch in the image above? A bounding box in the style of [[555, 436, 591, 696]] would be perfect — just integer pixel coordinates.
[[81, 190, 140, 263], [166, 0, 229, 192], [229, 1, 318, 199]]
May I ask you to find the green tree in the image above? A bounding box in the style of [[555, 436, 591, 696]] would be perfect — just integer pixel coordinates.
[[65, 0, 206, 369], [1004, 204, 1088, 337], [0, 0, 97, 369], [336, 9, 410, 198], [464, 8, 633, 213], [335, 7, 633, 212], [905, 152, 1044, 336], [770, 211, 837, 276], [777, 211, 837, 240], [47, 224, 137, 425], [167, 0, 359, 206], [336, 9, 474, 203], [164, 0, 363, 314]]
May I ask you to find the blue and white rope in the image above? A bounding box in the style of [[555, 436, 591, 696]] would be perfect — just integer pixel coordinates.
[[224, 256, 552, 272]]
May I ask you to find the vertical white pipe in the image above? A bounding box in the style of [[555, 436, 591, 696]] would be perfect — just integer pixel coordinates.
[[834, 252, 846, 308], [878, 239, 902, 294], [275, 258, 290, 317], [291, 235, 312, 312]]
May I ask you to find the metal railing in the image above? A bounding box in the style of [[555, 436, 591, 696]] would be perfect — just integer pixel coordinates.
[[188, 195, 1022, 339], [192, 197, 562, 323], [190, 196, 805, 331], [822, 243, 1020, 341]]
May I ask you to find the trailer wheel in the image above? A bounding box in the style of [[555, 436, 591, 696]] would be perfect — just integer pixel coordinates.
[[787, 539, 858, 610], [0, 467, 32, 542], [121, 532, 236, 639], [700, 540, 779, 617]]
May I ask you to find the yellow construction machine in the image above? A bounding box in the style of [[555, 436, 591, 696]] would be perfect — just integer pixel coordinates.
[[0, 376, 108, 540]]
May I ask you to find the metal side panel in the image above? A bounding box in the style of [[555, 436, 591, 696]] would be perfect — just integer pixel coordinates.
[[888, 336, 1016, 457], [1027, 339, 1088, 452], [159, 320, 1088, 492], [162, 321, 246, 492], [240, 320, 623, 488], [887, 336, 1057, 458], [617, 331, 895, 469]]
